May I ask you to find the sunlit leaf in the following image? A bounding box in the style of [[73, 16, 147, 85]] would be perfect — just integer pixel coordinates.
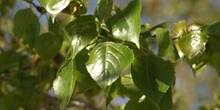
[[53, 59, 77, 110], [178, 29, 207, 59], [86, 42, 134, 86], [110, 0, 141, 47], [65, 15, 98, 59], [39, 0, 70, 22], [173, 20, 187, 36], [35, 32, 63, 60], [13, 8, 40, 48], [131, 55, 175, 107]]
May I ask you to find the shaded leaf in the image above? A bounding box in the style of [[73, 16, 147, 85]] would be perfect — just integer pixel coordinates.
[[159, 87, 173, 110], [75, 49, 97, 93], [131, 55, 175, 107], [35, 32, 63, 60], [13, 8, 40, 47], [125, 96, 158, 110], [210, 53, 220, 77], [203, 21, 220, 39], [110, 0, 141, 47], [86, 42, 134, 86], [53, 59, 77, 110], [119, 73, 143, 100], [156, 28, 179, 62], [0, 50, 20, 72], [65, 15, 98, 58], [95, 0, 113, 20]]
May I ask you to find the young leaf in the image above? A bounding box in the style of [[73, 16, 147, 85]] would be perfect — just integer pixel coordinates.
[[173, 20, 187, 36], [156, 28, 179, 62], [178, 30, 207, 59], [39, 0, 70, 22], [86, 42, 134, 86], [131, 55, 175, 107], [95, 0, 113, 20], [53, 59, 77, 110], [110, 0, 141, 47], [65, 15, 98, 59], [35, 32, 63, 60], [13, 8, 40, 48]]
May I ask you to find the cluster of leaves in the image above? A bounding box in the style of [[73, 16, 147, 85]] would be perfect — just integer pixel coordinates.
[[1, 0, 220, 109]]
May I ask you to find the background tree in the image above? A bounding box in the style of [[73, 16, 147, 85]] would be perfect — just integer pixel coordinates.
[[0, 0, 220, 110]]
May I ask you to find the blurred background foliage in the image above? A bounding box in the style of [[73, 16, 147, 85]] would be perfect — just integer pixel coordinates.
[[0, 0, 220, 110]]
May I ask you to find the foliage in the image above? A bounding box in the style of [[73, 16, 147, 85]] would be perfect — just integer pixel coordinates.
[[0, 0, 220, 110]]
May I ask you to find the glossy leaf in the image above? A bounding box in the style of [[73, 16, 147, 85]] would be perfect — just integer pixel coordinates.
[[131, 55, 175, 107], [53, 59, 77, 110], [39, 0, 70, 22], [178, 30, 207, 59], [156, 28, 179, 62], [110, 0, 141, 47], [86, 42, 134, 86], [13, 8, 40, 47], [35, 32, 63, 60], [65, 15, 98, 58], [95, 0, 113, 20], [173, 20, 187, 36]]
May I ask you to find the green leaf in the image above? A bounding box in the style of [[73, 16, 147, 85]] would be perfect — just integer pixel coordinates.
[[203, 21, 220, 39], [119, 74, 143, 100], [75, 49, 97, 93], [210, 53, 220, 77], [39, 0, 71, 22], [95, 0, 113, 20], [131, 55, 175, 107], [156, 28, 179, 62], [159, 87, 173, 110], [173, 20, 187, 36], [0, 50, 20, 72], [53, 59, 77, 110], [125, 96, 158, 110], [110, 0, 141, 47], [35, 32, 63, 60], [178, 30, 207, 59], [13, 8, 40, 48], [86, 42, 134, 86], [103, 79, 121, 106], [65, 15, 98, 58]]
